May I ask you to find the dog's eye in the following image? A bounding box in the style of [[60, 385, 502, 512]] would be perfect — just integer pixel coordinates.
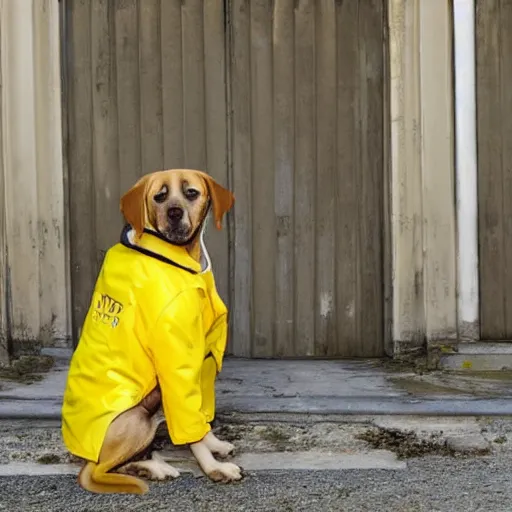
[[154, 187, 168, 203], [185, 189, 200, 201]]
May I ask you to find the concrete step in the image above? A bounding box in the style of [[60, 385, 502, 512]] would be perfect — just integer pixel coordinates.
[[3, 415, 509, 477], [438, 343, 512, 371], [2, 395, 512, 420], [0, 450, 407, 478]]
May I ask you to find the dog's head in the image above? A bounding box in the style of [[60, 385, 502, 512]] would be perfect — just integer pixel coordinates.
[[120, 169, 234, 244]]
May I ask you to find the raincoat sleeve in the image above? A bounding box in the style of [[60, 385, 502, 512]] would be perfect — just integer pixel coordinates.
[[200, 355, 217, 423], [151, 288, 211, 445]]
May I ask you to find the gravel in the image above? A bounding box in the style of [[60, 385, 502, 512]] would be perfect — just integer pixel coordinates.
[[0, 455, 511, 512], [1, 417, 511, 511]]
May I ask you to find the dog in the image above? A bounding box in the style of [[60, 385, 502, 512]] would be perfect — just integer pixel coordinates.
[[61, 169, 241, 494]]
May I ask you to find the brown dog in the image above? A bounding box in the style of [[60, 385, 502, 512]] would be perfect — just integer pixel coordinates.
[[62, 169, 240, 494]]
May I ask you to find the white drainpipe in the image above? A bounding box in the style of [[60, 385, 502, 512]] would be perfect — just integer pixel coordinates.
[[454, 0, 479, 341]]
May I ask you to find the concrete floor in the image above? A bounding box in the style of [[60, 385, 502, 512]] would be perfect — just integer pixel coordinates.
[[1, 355, 512, 510], [1, 354, 512, 419]]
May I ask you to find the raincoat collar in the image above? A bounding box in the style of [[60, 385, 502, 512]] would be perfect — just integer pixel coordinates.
[[120, 224, 207, 275]]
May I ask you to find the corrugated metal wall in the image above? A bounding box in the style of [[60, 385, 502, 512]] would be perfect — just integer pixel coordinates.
[[64, 0, 386, 358], [0, 0, 469, 361], [229, 0, 386, 357], [0, 0, 71, 364], [476, 0, 512, 340], [64, 0, 231, 344]]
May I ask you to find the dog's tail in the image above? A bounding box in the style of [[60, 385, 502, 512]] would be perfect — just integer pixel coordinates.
[[78, 461, 148, 495]]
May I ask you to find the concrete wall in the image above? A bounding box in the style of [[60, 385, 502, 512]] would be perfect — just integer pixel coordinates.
[[389, 0, 458, 354], [64, 0, 387, 358], [0, 0, 468, 363], [0, 0, 71, 365]]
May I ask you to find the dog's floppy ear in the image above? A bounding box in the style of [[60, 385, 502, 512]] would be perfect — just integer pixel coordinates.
[[120, 174, 151, 240], [198, 172, 235, 230]]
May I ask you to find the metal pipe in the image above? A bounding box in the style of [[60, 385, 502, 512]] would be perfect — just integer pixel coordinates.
[[454, 0, 479, 340]]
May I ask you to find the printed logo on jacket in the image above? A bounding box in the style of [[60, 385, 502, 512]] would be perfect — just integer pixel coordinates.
[[92, 293, 124, 328]]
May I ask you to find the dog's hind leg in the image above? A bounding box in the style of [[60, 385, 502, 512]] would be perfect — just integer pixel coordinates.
[[119, 450, 180, 481], [78, 387, 164, 495]]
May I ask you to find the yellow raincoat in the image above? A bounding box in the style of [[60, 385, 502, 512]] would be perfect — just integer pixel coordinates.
[[61, 225, 228, 463]]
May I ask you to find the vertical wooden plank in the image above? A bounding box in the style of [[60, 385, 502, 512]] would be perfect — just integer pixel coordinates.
[[0, 0, 8, 363], [139, 0, 163, 173], [2, 0, 41, 345], [67, 0, 95, 341], [273, 0, 295, 357], [203, 1, 230, 307], [357, 0, 384, 355], [314, 0, 336, 356], [115, 0, 142, 194], [33, 0, 69, 346], [225, 0, 235, 355], [161, 0, 184, 168], [382, 0, 393, 355], [293, 0, 316, 357], [91, 0, 120, 267], [500, 0, 512, 336], [250, 0, 275, 357], [60, 0, 73, 346], [335, 0, 359, 354], [419, 0, 456, 344], [388, 0, 425, 351], [403, 0, 425, 347], [230, 0, 252, 356], [0, 203, 6, 361], [476, 0, 505, 338], [182, 0, 207, 169]]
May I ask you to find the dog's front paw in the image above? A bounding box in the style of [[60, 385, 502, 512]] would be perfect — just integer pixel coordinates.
[[204, 431, 236, 458], [212, 440, 235, 458], [207, 462, 242, 483]]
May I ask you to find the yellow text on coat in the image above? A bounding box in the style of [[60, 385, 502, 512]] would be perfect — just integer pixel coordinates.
[[61, 230, 228, 463]]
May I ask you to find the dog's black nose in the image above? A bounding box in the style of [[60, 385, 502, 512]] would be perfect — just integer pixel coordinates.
[[168, 207, 184, 222]]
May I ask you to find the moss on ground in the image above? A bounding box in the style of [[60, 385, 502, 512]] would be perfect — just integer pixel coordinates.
[[356, 427, 453, 459], [0, 355, 55, 384]]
